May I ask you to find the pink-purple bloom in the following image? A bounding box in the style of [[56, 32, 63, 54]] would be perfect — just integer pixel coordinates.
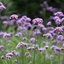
[[6, 52, 13, 59], [16, 42, 27, 49], [30, 38, 37, 43], [54, 11, 64, 17], [43, 33, 53, 39], [54, 27, 63, 33], [0, 2, 6, 10], [10, 14, 18, 20], [32, 18, 43, 25]]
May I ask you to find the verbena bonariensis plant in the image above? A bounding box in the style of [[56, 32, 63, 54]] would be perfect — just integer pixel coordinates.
[[0, 1, 64, 64]]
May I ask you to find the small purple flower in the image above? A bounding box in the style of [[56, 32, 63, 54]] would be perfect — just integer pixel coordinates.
[[47, 27, 54, 30], [42, 27, 47, 31], [30, 38, 36, 43], [51, 45, 57, 50], [38, 47, 45, 52], [17, 26, 27, 33], [61, 18, 64, 23], [32, 29, 41, 36], [14, 52, 20, 56], [43, 33, 53, 39], [14, 59, 18, 63], [24, 23, 32, 28], [3, 21, 9, 26], [6, 52, 13, 56], [57, 35, 64, 41], [35, 29, 41, 35], [15, 32, 22, 37], [52, 40, 57, 45], [55, 47, 61, 51], [22, 37, 27, 41], [61, 26, 64, 30], [38, 24, 44, 28], [49, 31, 55, 36], [21, 27, 27, 33], [25, 52, 32, 58], [47, 6, 53, 12], [54, 11, 64, 16], [10, 14, 18, 20], [17, 15, 31, 24], [44, 45, 49, 49], [16, 18, 22, 25], [54, 27, 63, 33], [9, 20, 15, 25], [51, 45, 61, 51], [43, 1, 49, 7], [26, 17, 31, 22], [16, 42, 27, 49], [1, 55, 4, 59], [3, 33, 11, 38], [55, 18, 61, 25], [53, 16, 60, 20], [47, 21, 52, 26], [1, 16, 9, 20], [27, 46, 35, 50], [22, 16, 31, 22], [54, 50, 59, 54], [0, 45, 4, 51], [0, 2, 6, 10], [6, 52, 13, 59], [32, 18, 43, 25], [43, 41, 48, 45]]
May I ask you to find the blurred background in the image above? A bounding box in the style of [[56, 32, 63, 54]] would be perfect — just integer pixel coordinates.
[[0, 0, 64, 30]]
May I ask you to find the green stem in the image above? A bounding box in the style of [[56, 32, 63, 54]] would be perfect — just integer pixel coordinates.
[[33, 49, 35, 64], [4, 60, 7, 64], [62, 52, 64, 64], [50, 59, 53, 64], [59, 51, 61, 64], [44, 53, 45, 64], [22, 47, 25, 64]]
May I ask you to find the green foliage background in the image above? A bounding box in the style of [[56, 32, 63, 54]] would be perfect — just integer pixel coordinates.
[[1, 0, 64, 17], [11, 0, 64, 18], [0, 0, 64, 30]]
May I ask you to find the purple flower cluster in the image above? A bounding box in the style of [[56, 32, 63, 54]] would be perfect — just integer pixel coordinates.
[[16, 42, 28, 49], [0, 2, 6, 10], [32, 18, 43, 25], [43, 33, 53, 39], [40, 1, 58, 14], [30, 38, 37, 43], [6, 52, 13, 59]]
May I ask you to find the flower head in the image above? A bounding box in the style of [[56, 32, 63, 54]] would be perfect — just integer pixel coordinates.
[[54, 11, 64, 17], [30, 38, 36, 43], [54, 27, 63, 33], [32, 18, 43, 25], [16, 42, 27, 49], [10, 14, 18, 20], [0, 2, 6, 10]]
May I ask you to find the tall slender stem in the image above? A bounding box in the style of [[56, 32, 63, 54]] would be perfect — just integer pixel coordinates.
[[59, 51, 61, 64], [43, 52, 45, 64], [22, 47, 25, 64], [33, 49, 35, 64]]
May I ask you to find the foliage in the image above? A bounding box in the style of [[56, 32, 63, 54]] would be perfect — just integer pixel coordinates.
[[11, 0, 64, 25]]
